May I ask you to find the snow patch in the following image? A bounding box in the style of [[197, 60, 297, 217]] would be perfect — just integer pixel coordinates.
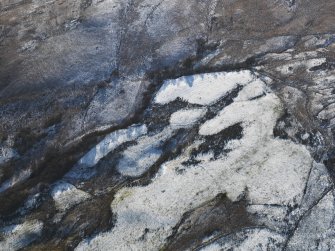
[[234, 78, 267, 101], [116, 129, 172, 177], [0, 220, 43, 251], [0, 146, 17, 165], [75, 71, 313, 250], [154, 70, 254, 105], [199, 94, 311, 205], [275, 58, 326, 75], [287, 190, 335, 250], [200, 228, 285, 251], [169, 108, 207, 129], [51, 182, 91, 211], [66, 124, 147, 179], [78, 124, 147, 168]]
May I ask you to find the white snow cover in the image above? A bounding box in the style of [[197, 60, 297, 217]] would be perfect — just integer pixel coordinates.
[[51, 182, 91, 211], [117, 108, 207, 177], [0, 146, 17, 165], [200, 228, 286, 251], [199, 94, 312, 204], [116, 129, 173, 177], [169, 108, 207, 129], [275, 58, 326, 75], [287, 190, 335, 250], [234, 78, 267, 101], [117, 107, 207, 177], [75, 71, 314, 251], [154, 70, 254, 105], [0, 220, 43, 251], [75, 124, 147, 168]]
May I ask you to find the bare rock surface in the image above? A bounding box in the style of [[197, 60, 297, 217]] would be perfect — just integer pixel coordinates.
[[1, 0, 335, 250]]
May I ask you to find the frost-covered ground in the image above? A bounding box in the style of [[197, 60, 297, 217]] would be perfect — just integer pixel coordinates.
[[1, 1, 335, 250], [71, 71, 333, 250], [2, 67, 335, 250]]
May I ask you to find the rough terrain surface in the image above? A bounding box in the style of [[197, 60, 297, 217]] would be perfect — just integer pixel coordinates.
[[1, 0, 335, 250]]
